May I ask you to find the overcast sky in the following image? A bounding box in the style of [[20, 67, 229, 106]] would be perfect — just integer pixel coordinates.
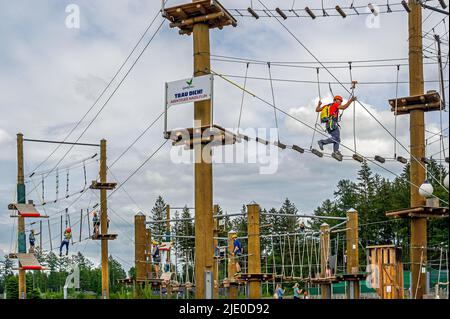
[[0, 0, 448, 271]]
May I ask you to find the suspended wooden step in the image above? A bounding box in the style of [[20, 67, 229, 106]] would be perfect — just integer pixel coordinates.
[[91, 234, 118, 240], [237, 133, 250, 142], [274, 141, 287, 149], [163, 0, 237, 35], [311, 148, 323, 158], [446, 157, 449, 163], [421, 157, 431, 164], [332, 152, 343, 162], [8, 203, 47, 218], [374, 155, 386, 163], [90, 181, 117, 190], [17, 253, 45, 271], [247, 7, 259, 19], [292, 145, 305, 153], [168, 125, 239, 149], [389, 91, 443, 115], [396, 156, 408, 164], [353, 154, 364, 163], [256, 137, 269, 145]]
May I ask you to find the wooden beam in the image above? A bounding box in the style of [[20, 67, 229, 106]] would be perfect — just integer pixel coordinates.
[[247, 203, 261, 299]]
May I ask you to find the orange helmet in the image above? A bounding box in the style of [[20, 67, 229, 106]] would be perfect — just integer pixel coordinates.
[[334, 95, 343, 102], [66, 228, 72, 233]]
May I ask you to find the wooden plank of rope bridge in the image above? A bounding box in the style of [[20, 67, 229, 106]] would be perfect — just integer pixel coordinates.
[[386, 206, 449, 219], [389, 91, 442, 115]]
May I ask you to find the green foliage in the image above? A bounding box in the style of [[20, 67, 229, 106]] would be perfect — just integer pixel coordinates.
[[5, 275, 18, 299]]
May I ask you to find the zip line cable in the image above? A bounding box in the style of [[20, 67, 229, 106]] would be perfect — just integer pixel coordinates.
[[268, 62, 280, 142], [310, 68, 321, 150], [237, 63, 250, 135], [256, 0, 449, 193]]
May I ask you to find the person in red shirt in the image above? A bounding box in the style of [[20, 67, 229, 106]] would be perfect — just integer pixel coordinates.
[[315, 95, 357, 157]]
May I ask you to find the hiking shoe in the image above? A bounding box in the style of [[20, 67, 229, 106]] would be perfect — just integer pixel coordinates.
[[66, 251, 68, 256], [318, 141, 324, 151], [59, 252, 62, 257], [334, 150, 342, 157]]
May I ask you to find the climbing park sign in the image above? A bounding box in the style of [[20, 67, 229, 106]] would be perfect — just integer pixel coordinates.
[[166, 74, 213, 107]]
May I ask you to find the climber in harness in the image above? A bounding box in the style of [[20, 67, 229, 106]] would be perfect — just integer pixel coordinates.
[[232, 233, 243, 276], [59, 228, 72, 257], [152, 241, 161, 275], [316, 95, 357, 159]]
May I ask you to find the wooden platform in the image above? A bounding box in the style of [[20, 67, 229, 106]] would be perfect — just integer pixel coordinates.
[[386, 206, 449, 219], [8, 203, 45, 218], [17, 253, 43, 271], [389, 91, 443, 115], [90, 181, 117, 190], [163, 0, 237, 35], [166, 125, 240, 149], [91, 234, 118, 240]]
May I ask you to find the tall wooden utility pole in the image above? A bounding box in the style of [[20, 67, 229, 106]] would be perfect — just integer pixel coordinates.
[[213, 205, 219, 299], [408, 1, 427, 299], [320, 223, 331, 299], [162, 0, 236, 298], [247, 202, 261, 299], [166, 205, 171, 271], [346, 209, 360, 299], [100, 139, 109, 299], [90, 139, 117, 299], [192, 2, 213, 299], [17, 133, 26, 299]]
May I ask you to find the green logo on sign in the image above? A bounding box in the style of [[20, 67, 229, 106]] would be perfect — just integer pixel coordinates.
[[186, 78, 193, 86]]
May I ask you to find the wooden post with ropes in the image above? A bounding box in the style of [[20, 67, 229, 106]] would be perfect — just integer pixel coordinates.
[[135, 213, 147, 284], [17, 133, 26, 299], [320, 223, 331, 299], [162, 0, 236, 298], [408, 1, 427, 300], [100, 139, 109, 299], [346, 208, 360, 299], [213, 204, 219, 299], [165, 205, 171, 271], [89, 139, 118, 299], [247, 202, 261, 299], [228, 230, 238, 299], [146, 228, 152, 279]]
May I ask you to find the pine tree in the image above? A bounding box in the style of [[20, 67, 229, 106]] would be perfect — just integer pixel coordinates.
[[150, 196, 167, 240]]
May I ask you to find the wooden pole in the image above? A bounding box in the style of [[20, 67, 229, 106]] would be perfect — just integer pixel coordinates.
[[346, 209, 360, 299], [247, 203, 261, 299], [135, 213, 147, 283], [39, 220, 42, 254], [320, 223, 331, 299], [408, 0, 427, 299], [192, 0, 214, 299], [100, 139, 109, 299], [213, 205, 219, 299], [146, 228, 152, 279], [166, 205, 171, 270], [17, 133, 26, 299], [228, 231, 238, 299]]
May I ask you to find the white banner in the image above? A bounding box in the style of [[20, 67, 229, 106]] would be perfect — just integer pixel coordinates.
[[166, 74, 213, 107]]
